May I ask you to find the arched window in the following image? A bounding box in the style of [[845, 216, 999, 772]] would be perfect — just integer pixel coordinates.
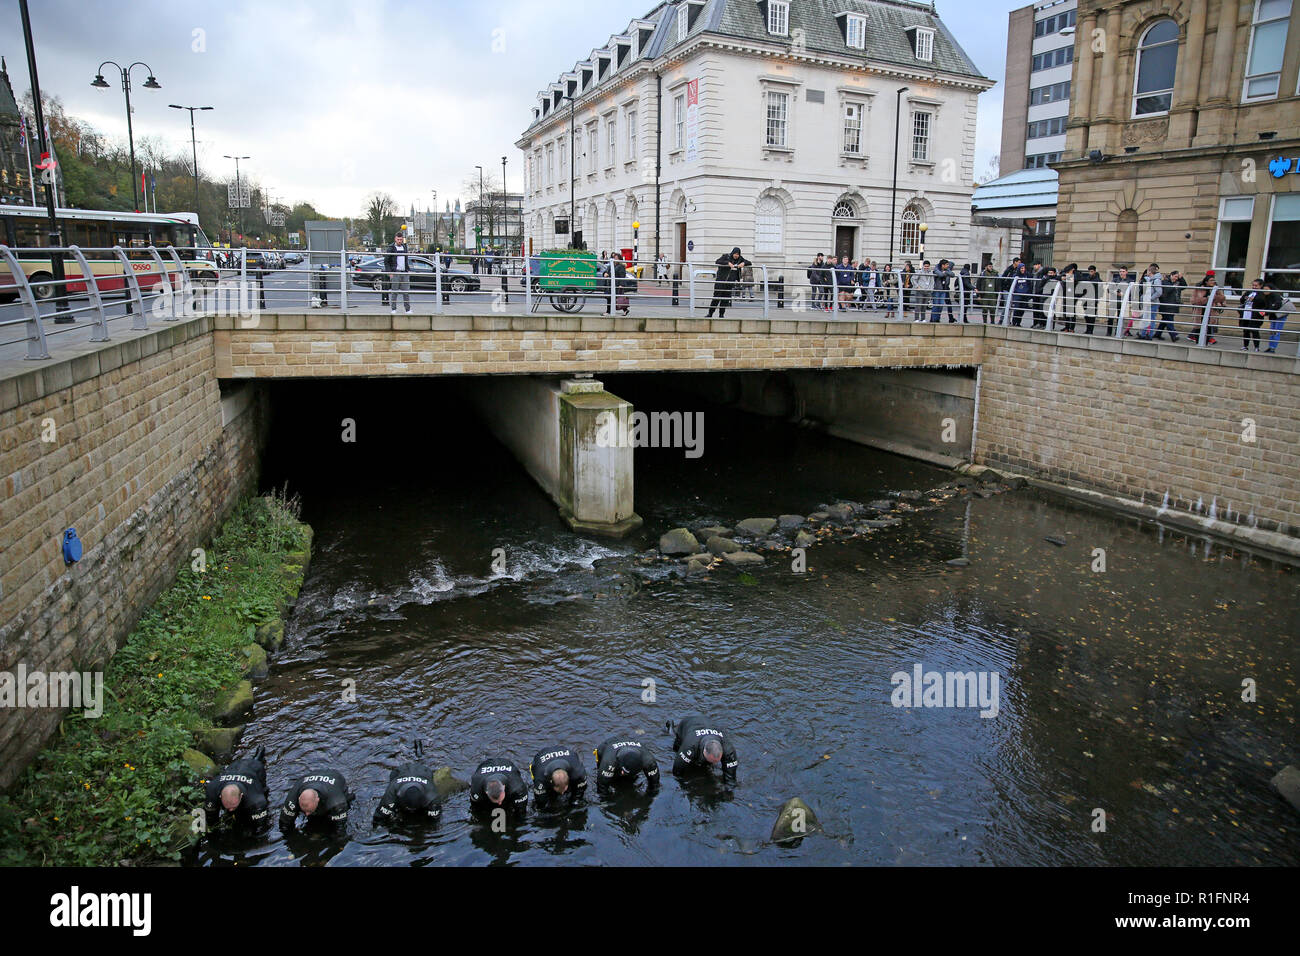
[[755, 195, 784, 253], [900, 205, 921, 256], [1133, 20, 1179, 117], [833, 200, 857, 219], [1115, 209, 1139, 268]]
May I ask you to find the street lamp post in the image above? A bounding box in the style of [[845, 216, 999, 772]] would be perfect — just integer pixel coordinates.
[[501, 155, 508, 256], [919, 222, 929, 260], [475, 164, 483, 253], [565, 94, 576, 249], [889, 86, 909, 264], [20, 0, 72, 322], [223, 154, 249, 243], [169, 104, 212, 237], [91, 59, 161, 212]]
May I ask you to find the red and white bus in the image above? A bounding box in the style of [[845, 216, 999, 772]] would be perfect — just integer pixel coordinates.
[[0, 205, 220, 301]]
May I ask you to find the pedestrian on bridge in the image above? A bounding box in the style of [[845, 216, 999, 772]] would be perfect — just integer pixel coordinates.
[[707, 247, 750, 319], [384, 232, 412, 313]]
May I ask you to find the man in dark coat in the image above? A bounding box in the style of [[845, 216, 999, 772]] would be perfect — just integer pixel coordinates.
[[706, 246, 751, 318]]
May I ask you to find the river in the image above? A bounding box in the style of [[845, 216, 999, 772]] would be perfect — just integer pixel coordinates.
[[192, 376, 1297, 866]]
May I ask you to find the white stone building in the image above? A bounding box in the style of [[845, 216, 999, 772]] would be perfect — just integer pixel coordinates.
[[516, 0, 993, 275]]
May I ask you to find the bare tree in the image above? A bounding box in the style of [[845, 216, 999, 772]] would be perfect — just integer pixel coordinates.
[[363, 191, 397, 246], [462, 172, 503, 251]]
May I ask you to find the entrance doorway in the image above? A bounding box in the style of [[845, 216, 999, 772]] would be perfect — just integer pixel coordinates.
[[835, 225, 857, 261], [675, 222, 687, 275]]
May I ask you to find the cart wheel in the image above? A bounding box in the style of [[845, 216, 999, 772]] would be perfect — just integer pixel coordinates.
[[552, 286, 581, 313]]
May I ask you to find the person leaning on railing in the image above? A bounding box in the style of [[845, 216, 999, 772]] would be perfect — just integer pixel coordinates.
[[1188, 271, 1226, 346], [1239, 279, 1266, 352], [977, 264, 1000, 323], [1262, 282, 1288, 353]]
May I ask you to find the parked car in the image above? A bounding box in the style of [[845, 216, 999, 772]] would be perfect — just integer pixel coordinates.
[[350, 255, 481, 294]]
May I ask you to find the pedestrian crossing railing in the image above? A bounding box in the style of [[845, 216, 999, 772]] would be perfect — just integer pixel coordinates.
[[3, 244, 1296, 360]]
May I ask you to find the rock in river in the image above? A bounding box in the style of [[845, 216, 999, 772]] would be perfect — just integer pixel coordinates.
[[1271, 765, 1300, 815], [735, 518, 778, 536], [722, 551, 765, 566], [659, 528, 700, 555], [771, 796, 822, 843], [868, 499, 895, 512], [794, 530, 816, 549], [706, 535, 742, 555], [825, 503, 855, 523], [778, 514, 806, 529]]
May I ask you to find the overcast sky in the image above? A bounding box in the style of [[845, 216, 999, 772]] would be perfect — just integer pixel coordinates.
[[2, 0, 1015, 217]]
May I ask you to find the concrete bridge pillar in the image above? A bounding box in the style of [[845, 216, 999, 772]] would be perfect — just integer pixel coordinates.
[[464, 375, 641, 538]]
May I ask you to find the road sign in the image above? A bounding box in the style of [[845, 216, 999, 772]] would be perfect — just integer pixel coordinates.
[[227, 182, 251, 208]]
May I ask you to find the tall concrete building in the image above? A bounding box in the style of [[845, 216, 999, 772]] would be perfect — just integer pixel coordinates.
[[1054, 0, 1300, 290], [1000, 0, 1078, 175], [517, 0, 992, 272]]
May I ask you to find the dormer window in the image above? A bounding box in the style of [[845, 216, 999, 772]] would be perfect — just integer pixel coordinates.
[[908, 26, 935, 62], [677, 9, 688, 43], [768, 0, 790, 36], [845, 14, 866, 49]]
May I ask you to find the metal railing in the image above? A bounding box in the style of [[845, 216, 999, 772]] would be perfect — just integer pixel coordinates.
[[2, 244, 1296, 363]]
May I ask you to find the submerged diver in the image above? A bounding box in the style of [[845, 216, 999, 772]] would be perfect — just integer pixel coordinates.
[[373, 740, 442, 826], [595, 736, 660, 793], [670, 715, 738, 782]]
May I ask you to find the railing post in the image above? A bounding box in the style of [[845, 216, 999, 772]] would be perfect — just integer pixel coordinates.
[[1044, 280, 1059, 332], [145, 246, 177, 321], [688, 263, 695, 312], [339, 250, 349, 311], [69, 246, 109, 341], [165, 246, 195, 316], [831, 265, 840, 316], [955, 275, 965, 323], [1116, 282, 1133, 338], [895, 269, 904, 323], [1, 244, 51, 360], [436, 252, 445, 315], [113, 246, 148, 330], [1002, 282, 1014, 326], [1197, 292, 1213, 347], [761, 264, 770, 319], [610, 258, 617, 313]]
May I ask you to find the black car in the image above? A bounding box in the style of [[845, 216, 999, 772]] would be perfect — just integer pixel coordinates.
[[282, 251, 304, 265], [350, 255, 481, 294]]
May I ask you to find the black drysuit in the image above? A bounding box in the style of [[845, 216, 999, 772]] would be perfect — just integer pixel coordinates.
[[469, 758, 530, 814], [595, 736, 660, 791], [373, 762, 442, 825], [279, 769, 352, 830], [671, 715, 738, 782], [203, 749, 271, 831]]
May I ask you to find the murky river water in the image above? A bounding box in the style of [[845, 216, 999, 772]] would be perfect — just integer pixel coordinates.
[[194, 377, 1297, 866]]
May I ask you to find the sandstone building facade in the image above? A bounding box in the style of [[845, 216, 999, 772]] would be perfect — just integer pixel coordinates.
[[1054, 0, 1300, 290]]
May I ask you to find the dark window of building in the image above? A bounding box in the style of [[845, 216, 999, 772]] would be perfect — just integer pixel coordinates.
[[1265, 193, 1300, 292], [1027, 116, 1068, 138], [1133, 20, 1179, 116], [1034, 9, 1077, 37], [1025, 152, 1062, 168], [1030, 81, 1071, 105], [1032, 46, 1074, 72]]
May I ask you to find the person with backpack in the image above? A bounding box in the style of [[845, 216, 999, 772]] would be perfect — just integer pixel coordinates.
[[1188, 271, 1226, 345]]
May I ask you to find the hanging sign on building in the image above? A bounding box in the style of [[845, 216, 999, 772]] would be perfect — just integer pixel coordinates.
[[685, 78, 699, 163]]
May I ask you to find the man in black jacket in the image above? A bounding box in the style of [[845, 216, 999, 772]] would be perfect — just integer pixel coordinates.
[[373, 741, 441, 826], [671, 715, 738, 783], [203, 745, 272, 832], [595, 736, 660, 793], [279, 769, 353, 832], [1154, 268, 1186, 341], [383, 231, 412, 314], [807, 253, 829, 311], [707, 247, 751, 318], [469, 757, 529, 816], [529, 744, 588, 810]]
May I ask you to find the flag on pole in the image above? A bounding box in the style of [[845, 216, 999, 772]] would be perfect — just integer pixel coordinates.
[[20, 115, 36, 206], [18, 115, 26, 148]]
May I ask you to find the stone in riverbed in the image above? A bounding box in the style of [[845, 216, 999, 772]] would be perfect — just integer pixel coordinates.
[[193, 725, 244, 761], [239, 643, 268, 679], [898, 489, 923, 501], [946, 557, 971, 567], [659, 528, 700, 555], [433, 767, 470, 799], [735, 518, 778, 536], [686, 558, 711, 575], [771, 797, 822, 843], [254, 619, 285, 651], [860, 517, 902, 529], [868, 499, 894, 512], [1003, 475, 1027, 490], [794, 530, 815, 549], [695, 525, 732, 538], [1044, 535, 1067, 547], [679, 552, 711, 563], [181, 749, 217, 780], [706, 535, 742, 555], [778, 514, 806, 529], [806, 512, 830, 524], [1270, 765, 1300, 815], [213, 680, 253, 726], [722, 551, 764, 566], [825, 503, 855, 523], [978, 469, 1004, 484]]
